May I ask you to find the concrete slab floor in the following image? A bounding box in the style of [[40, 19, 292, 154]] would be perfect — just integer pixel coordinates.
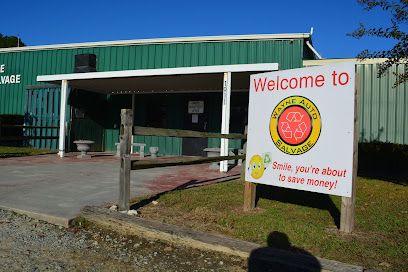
[[0, 153, 241, 226]]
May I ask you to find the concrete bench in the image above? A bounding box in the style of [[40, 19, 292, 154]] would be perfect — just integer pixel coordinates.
[[203, 147, 238, 169], [115, 142, 146, 158], [133, 143, 146, 157], [237, 148, 244, 165]]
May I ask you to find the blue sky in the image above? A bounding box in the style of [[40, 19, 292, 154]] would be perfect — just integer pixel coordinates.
[[3, 0, 400, 58]]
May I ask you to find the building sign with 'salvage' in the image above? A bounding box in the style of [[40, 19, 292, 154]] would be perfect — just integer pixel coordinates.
[[0, 64, 21, 85]]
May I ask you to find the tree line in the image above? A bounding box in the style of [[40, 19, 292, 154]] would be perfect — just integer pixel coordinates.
[[0, 34, 25, 48]]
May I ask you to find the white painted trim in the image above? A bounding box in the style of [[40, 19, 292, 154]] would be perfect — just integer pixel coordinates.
[[220, 72, 231, 172], [37, 63, 279, 82], [131, 94, 135, 154], [58, 80, 68, 158], [109, 89, 249, 95], [1, 33, 310, 53]]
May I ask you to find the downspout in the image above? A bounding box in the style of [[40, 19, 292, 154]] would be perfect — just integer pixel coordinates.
[[306, 40, 322, 60]]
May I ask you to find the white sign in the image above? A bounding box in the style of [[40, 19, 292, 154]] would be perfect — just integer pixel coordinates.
[[245, 62, 356, 197], [192, 114, 198, 123], [188, 101, 204, 114], [0, 64, 22, 85]]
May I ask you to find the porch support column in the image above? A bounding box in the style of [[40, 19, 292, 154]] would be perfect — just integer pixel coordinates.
[[58, 79, 68, 158], [131, 94, 135, 154], [220, 72, 231, 172]]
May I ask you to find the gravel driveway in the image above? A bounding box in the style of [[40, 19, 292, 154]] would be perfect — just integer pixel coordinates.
[[0, 209, 245, 271]]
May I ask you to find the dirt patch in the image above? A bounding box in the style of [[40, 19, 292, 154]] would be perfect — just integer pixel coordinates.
[[0, 208, 246, 271]]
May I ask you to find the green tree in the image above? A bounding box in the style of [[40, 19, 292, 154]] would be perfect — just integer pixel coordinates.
[[0, 34, 25, 48], [348, 0, 407, 86]]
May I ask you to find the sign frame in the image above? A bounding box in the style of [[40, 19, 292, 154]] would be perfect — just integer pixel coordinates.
[[243, 63, 358, 233]]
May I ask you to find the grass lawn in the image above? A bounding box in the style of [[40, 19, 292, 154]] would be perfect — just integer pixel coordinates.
[[0, 146, 52, 158], [133, 177, 407, 271]]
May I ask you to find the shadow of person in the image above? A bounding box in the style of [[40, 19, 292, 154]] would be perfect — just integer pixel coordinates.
[[248, 231, 321, 272]]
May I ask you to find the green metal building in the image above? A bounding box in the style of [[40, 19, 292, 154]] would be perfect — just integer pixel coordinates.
[[0, 33, 406, 156], [304, 59, 408, 146]]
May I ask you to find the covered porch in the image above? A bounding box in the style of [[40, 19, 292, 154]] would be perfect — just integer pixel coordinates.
[[37, 63, 278, 171]]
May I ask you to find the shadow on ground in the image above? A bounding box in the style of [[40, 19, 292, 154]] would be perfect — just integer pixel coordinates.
[[130, 174, 240, 210], [358, 143, 408, 185], [248, 231, 321, 272], [256, 185, 341, 228]]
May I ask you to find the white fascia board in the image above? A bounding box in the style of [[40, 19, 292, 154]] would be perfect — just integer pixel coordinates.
[[37, 63, 279, 82], [303, 58, 391, 66], [1, 33, 310, 53], [109, 89, 249, 95]]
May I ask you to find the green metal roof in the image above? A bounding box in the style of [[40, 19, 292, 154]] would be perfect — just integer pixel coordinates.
[[0, 33, 313, 115]]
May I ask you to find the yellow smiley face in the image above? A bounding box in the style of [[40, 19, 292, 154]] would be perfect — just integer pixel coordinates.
[[249, 154, 265, 179]]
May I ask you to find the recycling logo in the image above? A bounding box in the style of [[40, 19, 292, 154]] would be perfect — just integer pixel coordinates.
[[270, 96, 321, 155]]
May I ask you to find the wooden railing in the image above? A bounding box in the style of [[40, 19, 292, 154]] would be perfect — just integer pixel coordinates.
[[0, 124, 59, 141], [118, 109, 246, 211], [0, 124, 59, 129], [133, 126, 246, 140]]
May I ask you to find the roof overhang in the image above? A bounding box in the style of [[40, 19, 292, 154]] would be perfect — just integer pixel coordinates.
[[0, 33, 311, 53], [37, 63, 279, 94]]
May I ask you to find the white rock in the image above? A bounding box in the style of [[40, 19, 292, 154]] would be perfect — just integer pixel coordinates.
[[152, 200, 159, 205], [127, 210, 138, 216], [109, 205, 118, 211]]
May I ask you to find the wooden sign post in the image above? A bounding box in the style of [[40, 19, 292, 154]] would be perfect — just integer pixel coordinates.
[[243, 181, 256, 211], [242, 126, 257, 211], [340, 74, 359, 233]]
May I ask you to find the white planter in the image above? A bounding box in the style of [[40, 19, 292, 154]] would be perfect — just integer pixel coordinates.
[[73, 140, 95, 158], [149, 146, 159, 158]]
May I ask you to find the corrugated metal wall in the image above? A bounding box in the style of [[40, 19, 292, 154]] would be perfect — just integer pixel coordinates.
[[358, 64, 408, 145], [0, 39, 304, 115], [71, 119, 105, 151], [104, 128, 183, 155], [134, 135, 182, 156], [24, 87, 60, 149]]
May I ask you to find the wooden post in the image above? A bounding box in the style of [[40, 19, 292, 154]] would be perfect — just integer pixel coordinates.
[[340, 74, 359, 233], [243, 181, 256, 211], [119, 109, 133, 211], [119, 155, 131, 211], [242, 125, 256, 211]]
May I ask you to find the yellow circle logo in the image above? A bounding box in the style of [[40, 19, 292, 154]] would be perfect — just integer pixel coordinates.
[[249, 154, 265, 179], [270, 96, 321, 155]]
